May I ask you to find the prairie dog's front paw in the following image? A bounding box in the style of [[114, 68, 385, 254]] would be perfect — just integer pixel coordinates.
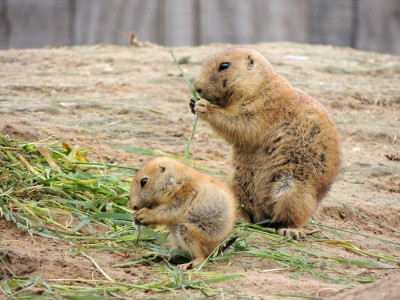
[[189, 98, 196, 114], [134, 208, 153, 226], [194, 99, 210, 118]]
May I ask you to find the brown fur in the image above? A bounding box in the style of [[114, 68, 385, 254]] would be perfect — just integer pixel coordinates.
[[130, 157, 236, 269], [192, 48, 340, 239]]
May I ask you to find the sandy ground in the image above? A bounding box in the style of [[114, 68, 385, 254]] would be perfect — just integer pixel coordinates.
[[0, 42, 399, 299]]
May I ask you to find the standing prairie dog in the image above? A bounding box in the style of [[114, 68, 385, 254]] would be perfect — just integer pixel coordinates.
[[130, 157, 236, 270], [191, 48, 340, 239]]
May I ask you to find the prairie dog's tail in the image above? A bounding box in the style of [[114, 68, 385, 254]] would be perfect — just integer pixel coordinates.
[[271, 175, 317, 228]]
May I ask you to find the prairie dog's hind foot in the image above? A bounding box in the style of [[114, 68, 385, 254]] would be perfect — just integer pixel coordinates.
[[178, 262, 193, 271], [278, 228, 307, 240], [177, 256, 205, 271]]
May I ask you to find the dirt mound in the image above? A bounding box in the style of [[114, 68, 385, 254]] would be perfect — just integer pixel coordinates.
[[332, 272, 400, 300], [319, 204, 400, 234], [1, 123, 40, 142]]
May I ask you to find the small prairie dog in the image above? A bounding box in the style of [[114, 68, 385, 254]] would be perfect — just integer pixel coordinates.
[[191, 48, 340, 239], [130, 157, 236, 270]]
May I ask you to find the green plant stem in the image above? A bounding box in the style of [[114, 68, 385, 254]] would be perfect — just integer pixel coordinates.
[[171, 50, 199, 162]]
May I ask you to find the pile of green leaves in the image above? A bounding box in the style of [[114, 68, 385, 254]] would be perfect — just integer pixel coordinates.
[[0, 135, 242, 298]]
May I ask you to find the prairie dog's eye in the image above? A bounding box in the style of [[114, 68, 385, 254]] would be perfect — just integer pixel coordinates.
[[140, 177, 148, 188], [218, 62, 231, 72]]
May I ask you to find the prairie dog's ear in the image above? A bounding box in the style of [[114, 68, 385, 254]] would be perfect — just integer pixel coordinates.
[[247, 55, 255, 70], [159, 165, 166, 172]]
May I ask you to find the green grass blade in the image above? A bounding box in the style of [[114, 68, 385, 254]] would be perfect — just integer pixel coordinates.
[[330, 259, 396, 269], [183, 117, 198, 162], [66, 297, 108, 300], [274, 293, 323, 300], [200, 274, 241, 285], [115, 146, 167, 157], [72, 212, 132, 233], [140, 226, 168, 246], [170, 50, 199, 162], [170, 51, 198, 102], [72, 161, 139, 171]]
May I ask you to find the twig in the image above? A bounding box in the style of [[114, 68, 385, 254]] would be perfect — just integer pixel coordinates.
[[79, 251, 115, 282], [14, 152, 41, 176], [0, 249, 16, 277], [330, 196, 400, 234], [311, 220, 400, 245]]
